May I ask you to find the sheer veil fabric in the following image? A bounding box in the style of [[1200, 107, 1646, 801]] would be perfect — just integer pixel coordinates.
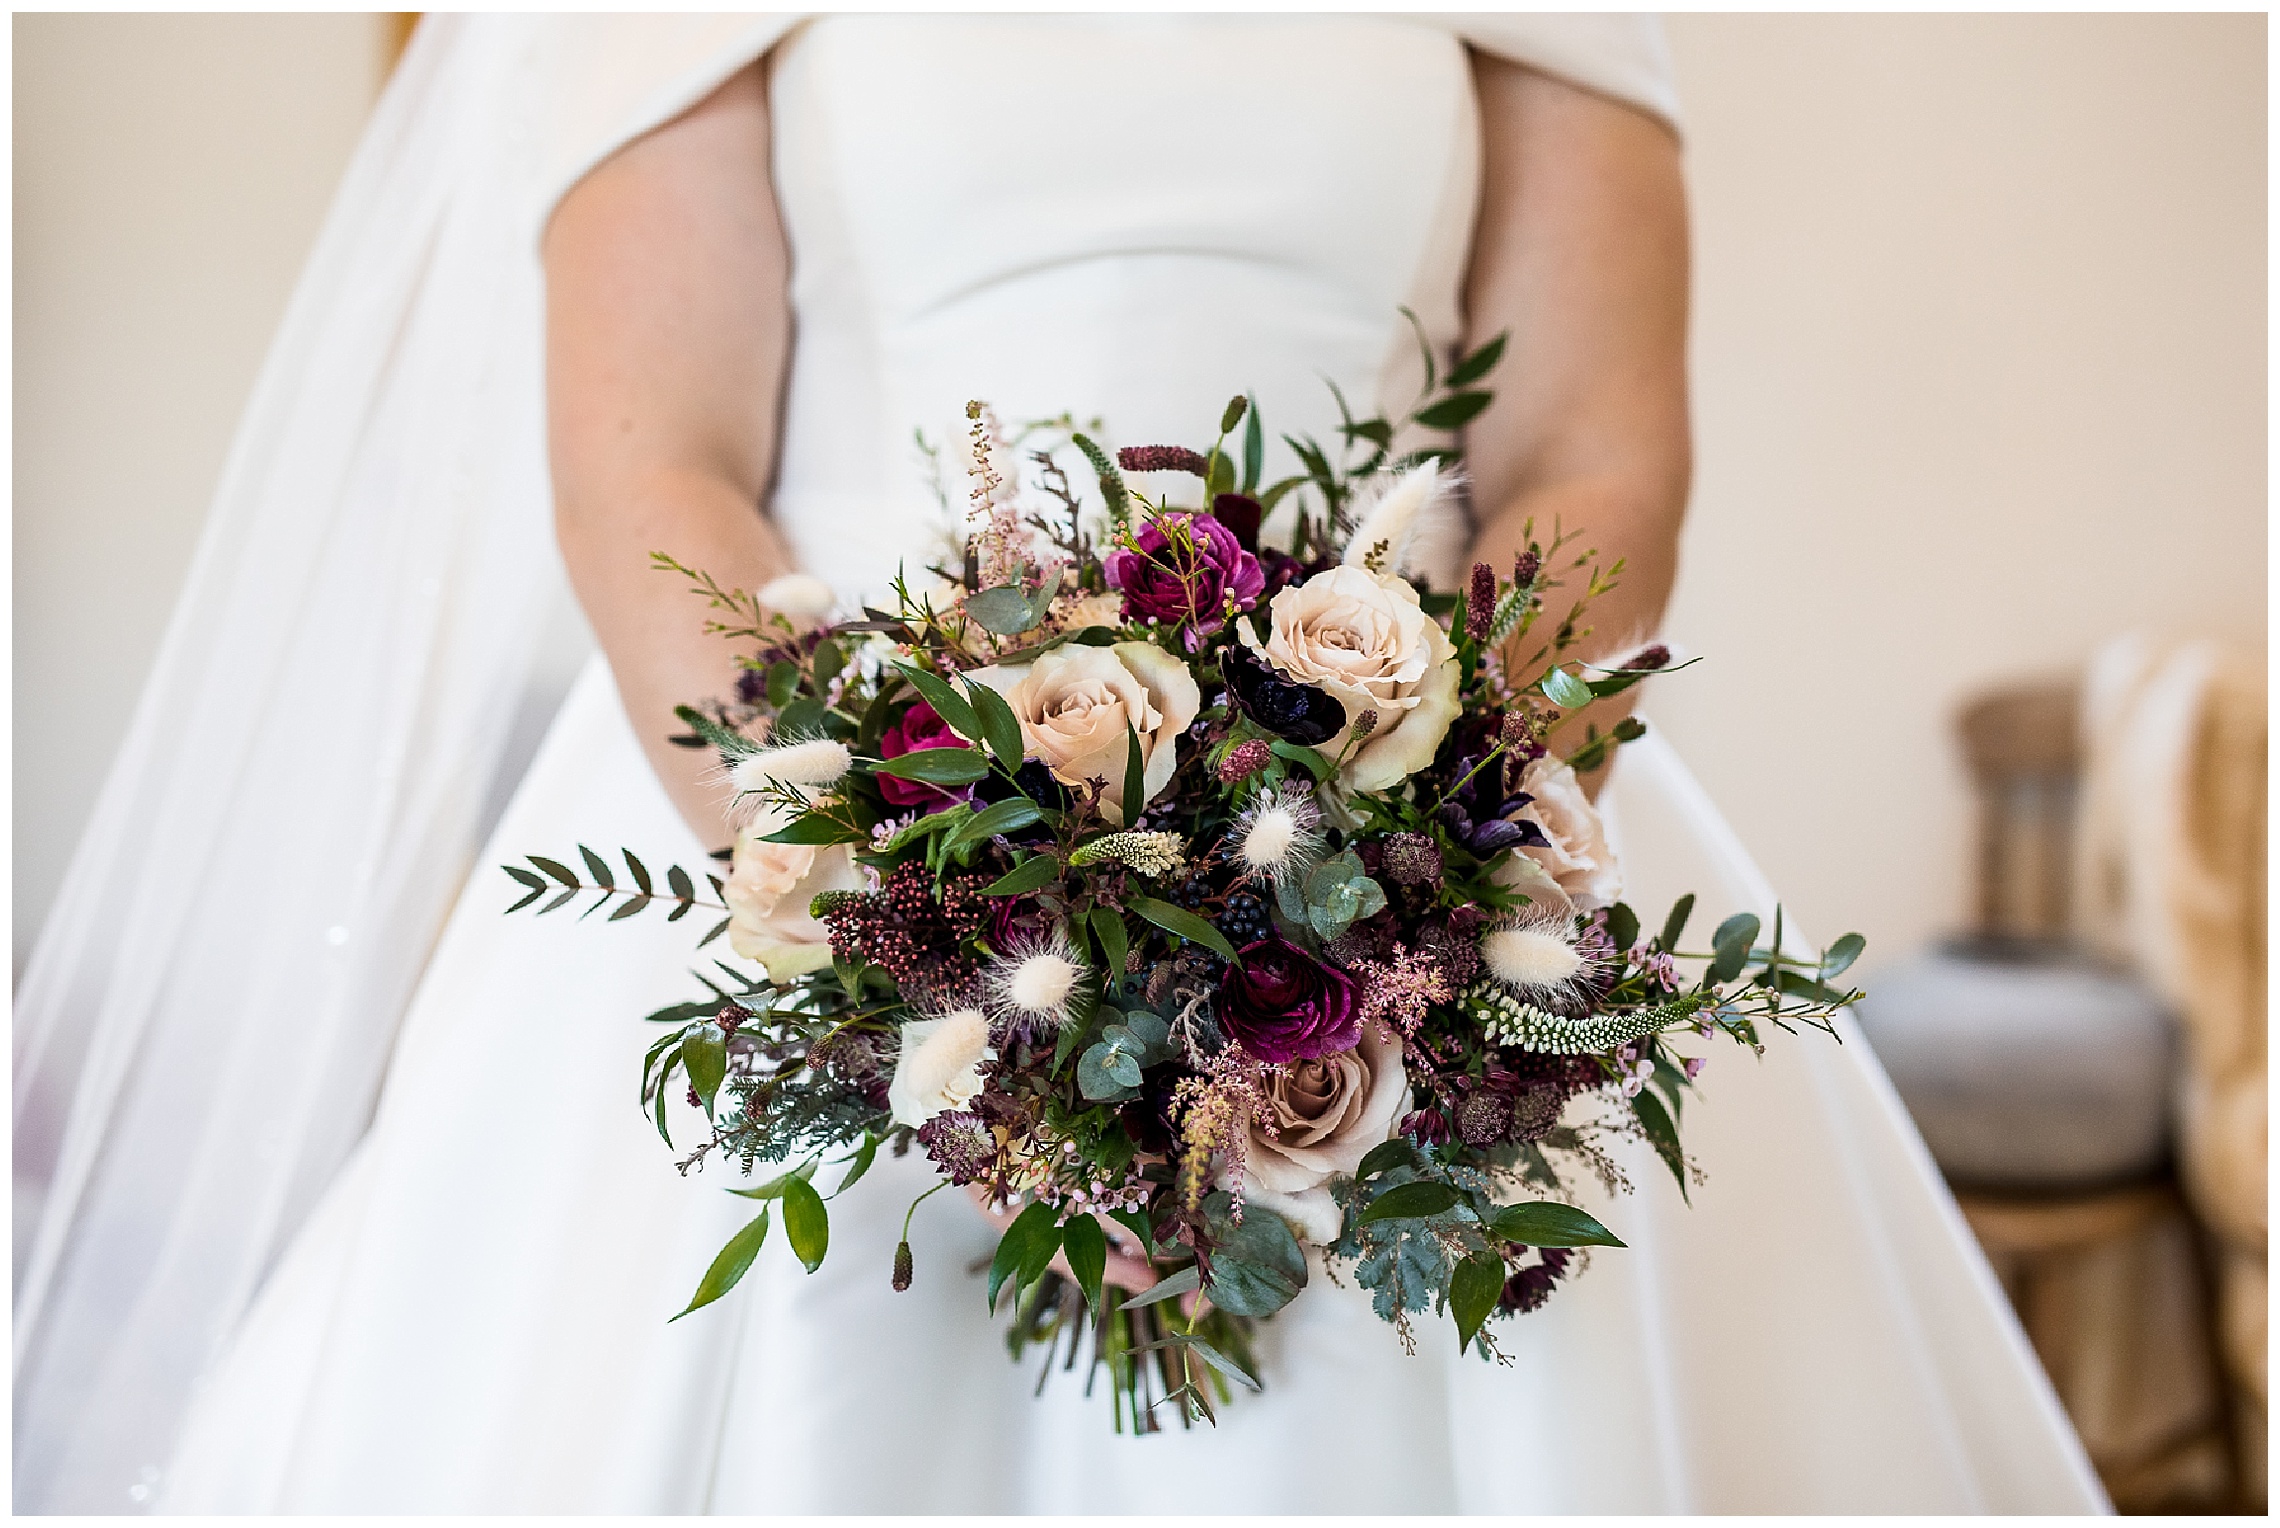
[[14, 14, 2101, 1514]]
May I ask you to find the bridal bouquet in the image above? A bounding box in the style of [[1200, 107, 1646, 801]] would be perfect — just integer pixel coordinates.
[[507, 340, 1865, 1429]]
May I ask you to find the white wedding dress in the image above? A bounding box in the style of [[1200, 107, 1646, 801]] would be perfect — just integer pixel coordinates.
[[17, 15, 2103, 1515]]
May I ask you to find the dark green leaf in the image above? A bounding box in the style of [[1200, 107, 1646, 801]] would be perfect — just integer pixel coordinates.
[[965, 679, 1027, 771], [1451, 1253, 1507, 1353], [776, 696, 831, 741], [1776, 970, 1852, 1006], [1061, 1214, 1107, 1312], [892, 663, 980, 741], [1541, 667, 1595, 710], [1078, 1040, 1143, 1100], [1126, 896, 1238, 963], [1631, 1087, 1689, 1202], [503, 864, 546, 892], [539, 887, 580, 915], [1822, 932, 1867, 978], [607, 893, 652, 922], [505, 885, 547, 914], [833, 1134, 878, 1197], [1259, 473, 1308, 513], [1605, 901, 1640, 955], [670, 1206, 769, 1320], [1121, 723, 1144, 826], [1089, 906, 1129, 985], [1445, 330, 1509, 390], [1358, 1180, 1463, 1225], [1241, 394, 1263, 494], [987, 1200, 1061, 1314], [1199, 1191, 1306, 1318], [873, 747, 990, 785], [964, 584, 1041, 636], [1118, 1264, 1200, 1309], [1356, 1137, 1420, 1182], [1709, 912, 1761, 984], [1399, 305, 1438, 393], [695, 915, 730, 951], [529, 855, 580, 888], [622, 850, 653, 896], [765, 660, 800, 707], [1488, 1200, 1626, 1248], [761, 813, 863, 846], [683, 1031, 727, 1117], [1658, 893, 1696, 953], [946, 796, 1042, 849], [1267, 738, 1332, 781], [1413, 390, 1492, 432], [780, 1177, 829, 1273], [984, 856, 1060, 898], [810, 637, 845, 687]]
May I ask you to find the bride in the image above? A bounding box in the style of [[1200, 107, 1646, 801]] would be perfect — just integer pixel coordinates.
[[14, 15, 2105, 1514]]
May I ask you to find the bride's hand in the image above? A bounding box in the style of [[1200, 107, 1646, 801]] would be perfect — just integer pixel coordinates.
[[962, 1183, 1159, 1294]]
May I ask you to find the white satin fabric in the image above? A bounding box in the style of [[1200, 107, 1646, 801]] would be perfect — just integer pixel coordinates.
[[21, 13, 2102, 1514]]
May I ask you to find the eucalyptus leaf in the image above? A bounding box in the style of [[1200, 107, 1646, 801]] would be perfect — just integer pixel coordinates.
[[765, 660, 800, 707], [1709, 913, 1761, 985], [1118, 1264, 1201, 1310], [1657, 893, 1696, 953], [965, 584, 1041, 636], [1540, 667, 1596, 711], [1078, 1040, 1143, 1100], [1199, 1190, 1306, 1318], [1822, 931, 1867, 978]]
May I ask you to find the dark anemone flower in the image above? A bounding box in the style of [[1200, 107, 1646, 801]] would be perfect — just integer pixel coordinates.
[[1220, 643, 1345, 747]]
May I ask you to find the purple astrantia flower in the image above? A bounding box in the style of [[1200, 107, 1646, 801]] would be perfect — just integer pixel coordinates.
[[1102, 511, 1264, 636], [1221, 935, 1362, 1063], [877, 699, 975, 809]]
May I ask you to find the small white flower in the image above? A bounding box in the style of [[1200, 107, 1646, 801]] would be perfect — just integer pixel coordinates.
[[758, 572, 837, 621], [1234, 784, 1324, 886], [983, 926, 1091, 1032], [731, 738, 851, 794], [1480, 909, 1598, 1002], [887, 1009, 992, 1128]]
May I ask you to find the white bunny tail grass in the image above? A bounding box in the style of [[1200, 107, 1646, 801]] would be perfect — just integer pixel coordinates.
[[982, 925, 1093, 1041], [1479, 906, 1602, 1006], [731, 738, 852, 794], [1233, 782, 1325, 888], [1340, 461, 1465, 585]]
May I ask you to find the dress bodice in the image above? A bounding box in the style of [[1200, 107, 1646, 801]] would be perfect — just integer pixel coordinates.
[[764, 15, 1482, 603]]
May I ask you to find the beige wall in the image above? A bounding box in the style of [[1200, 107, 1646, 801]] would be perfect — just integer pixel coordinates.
[[13, 14, 390, 969], [11, 15, 2267, 980], [1654, 13, 2266, 970]]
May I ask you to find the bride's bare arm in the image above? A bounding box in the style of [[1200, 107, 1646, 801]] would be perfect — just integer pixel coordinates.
[[544, 60, 794, 849], [1461, 58, 1691, 777]]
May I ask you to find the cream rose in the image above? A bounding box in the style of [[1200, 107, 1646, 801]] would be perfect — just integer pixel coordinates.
[[981, 642, 1200, 826], [722, 806, 866, 977], [887, 1010, 992, 1128], [1257, 565, 1460, 793], [1224, 1022, 1410, 1245], [1499, 756, 1622, 912]]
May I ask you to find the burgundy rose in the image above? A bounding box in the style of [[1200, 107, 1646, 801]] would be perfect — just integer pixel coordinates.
[[877, 699, 974, 809], [1222, 935, 1362, 1063], [1102, 511, 1265, 634]]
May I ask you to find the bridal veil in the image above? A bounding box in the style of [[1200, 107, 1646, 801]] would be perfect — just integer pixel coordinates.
[[10, 13, 1684, 1510]]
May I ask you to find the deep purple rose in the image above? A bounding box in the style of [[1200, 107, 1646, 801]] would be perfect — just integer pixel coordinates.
[[877, 699, 974, 809], [1222, 936, 1362, 1063], [1102, 511, 1265, 634]]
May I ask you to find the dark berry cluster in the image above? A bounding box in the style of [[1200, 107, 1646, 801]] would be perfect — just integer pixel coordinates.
[[1216, 891, 1270, 946], [820, 863, 988, 1003]]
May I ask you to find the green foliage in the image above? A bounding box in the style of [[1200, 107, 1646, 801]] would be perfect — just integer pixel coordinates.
[[1125, 896, 1238, 963], [1199, 1192, 1306, 1319], [781, 1176, 830, 1272], [671, 1206, 770, 1320], [874, 748, 990, 785], [1061, 1215, 1107, 1313], [1273, 849, 1386, 941], [1488, 1201, 1624, 1248], [1450, 1254, 1507, 1354], [988, 1200, 1062, 1314]]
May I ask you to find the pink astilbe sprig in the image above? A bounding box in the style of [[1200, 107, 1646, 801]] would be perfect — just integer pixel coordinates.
[[1347, 944, 1451, 1038], [1168, 1046, 1279, 1218]]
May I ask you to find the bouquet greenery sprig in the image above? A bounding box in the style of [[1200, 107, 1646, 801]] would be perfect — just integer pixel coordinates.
[[507, 338, 1864, 1431]]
